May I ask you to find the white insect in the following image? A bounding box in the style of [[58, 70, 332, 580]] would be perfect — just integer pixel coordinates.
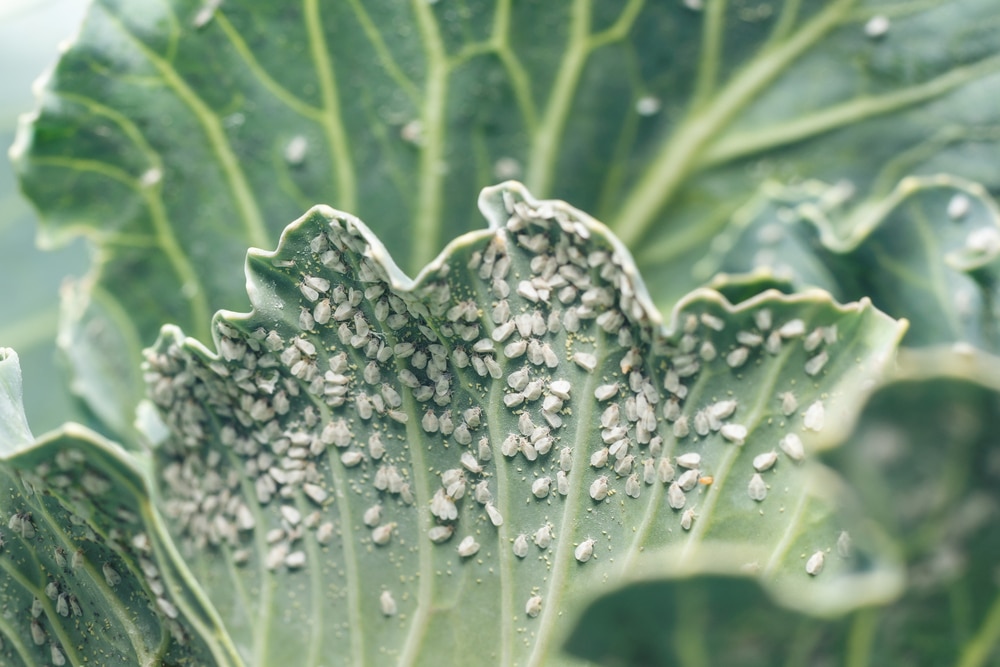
[[726, 347, 749, 368], [501, 434, 520, 458], [625, 473, 641, 498], [805, 550, 825, 576], [747, 473, 768, 502], [804, 400, 825, 431], [658, 458, 676, 484], [948, 193, 971, 220], [635, 95, 661, 116], [590, 447, 609, 469], [30, 619, 45, 645], [56, 593, 69, 617], [780, 391, 798, 416], [667, 482, 686, 509], [430, 489, 458, 521], [372, 523, 395, 546], [475, 480, 493, 505], [574, 538, 596, 563], [486, 502, 504, 527], [549, 379, 572, 399], [677, 469, 700, 491], [280, 505, 302, 526], [707, 401, 737, 423], [556, 470, 570, 495], [460, 451, 483, 474], [457, 535, 481, 558], [752, 451, 778, 472], [594, 383, 619, 401], [559, 447, 573, 471], [380, 590, 398, 616], [478, 437, 492, 462], [525, 595, 543, 618], [317, 522, 335, 544], [700, 312, 725, 331], [572, 352, 597, 372], [680, 508, 697, 531], [837, 531, 852, 558], [804, 351, 829, 376], [102, 562, 121, 587], [778, 319, 806, 338], [340, 450, 364, 467], [513, 534, 529, 558], [532, 477, 552, 499], [864, 14, 890, 38], [534, 524, 553, 549], [589, 476, 609, 501], [804, 327, 825, 352], [754, 308, 773, 331], [779, 433, 805, 461], [303, 483, 329, 504], [285, 551, 307, 568], [721, 423, 748, 445], [676, 452, 701, 469], [428, 525, 454, 543]]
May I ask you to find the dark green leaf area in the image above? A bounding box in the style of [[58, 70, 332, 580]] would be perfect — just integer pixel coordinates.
[[143, 184, 904, 665], [0, 429, 227, 667], [565, 577, 853, 667], [826, 378, 1000, 666]]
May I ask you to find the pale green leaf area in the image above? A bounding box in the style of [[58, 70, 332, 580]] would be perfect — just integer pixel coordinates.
[[0, 186, 88, 432], [0, 0, 91, 433], [14, 0, 1000, 432], [143, 183, 905, 666], [694, 174, 1000, 361], [0, 349, 241, 666]]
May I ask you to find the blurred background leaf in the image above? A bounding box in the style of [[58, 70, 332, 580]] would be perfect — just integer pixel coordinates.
[[0, 0, 89, 432]]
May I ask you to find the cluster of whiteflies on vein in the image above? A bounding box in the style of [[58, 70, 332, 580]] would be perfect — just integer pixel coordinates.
[[143, 187, 846, 626]]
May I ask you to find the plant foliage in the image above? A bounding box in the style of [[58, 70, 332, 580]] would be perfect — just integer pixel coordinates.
[[5, 0, 1000, 664]]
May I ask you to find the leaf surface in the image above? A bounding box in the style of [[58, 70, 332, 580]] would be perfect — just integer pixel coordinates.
[[0, 348, 243, 667], [829, 374, 1000, 666], [698, 175, 1000, 356], [570, 368, 1000, 666], [144, 183, 906, 665], [16, 0, 1000, 429]]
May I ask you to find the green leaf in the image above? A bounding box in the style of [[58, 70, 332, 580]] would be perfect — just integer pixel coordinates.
[[0, 348, 33, 452], [697, 175, 1000, 354], [143, 183, 906, 665], [566, 363, 1000, 666], [0, 132, 88, 434], [16, 0, 1000, 432], [0, 348, 243, 666], [565, 577, 837, 666], [827, 369, 1000, 666], [0, 1, 92, 434]]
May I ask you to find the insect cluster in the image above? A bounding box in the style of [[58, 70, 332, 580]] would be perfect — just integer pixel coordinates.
[[143, 184, 858, 655], [0, 445, 209, 666]]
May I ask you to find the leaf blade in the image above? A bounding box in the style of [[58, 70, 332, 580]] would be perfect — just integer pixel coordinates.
[[0, 348, 243, 667], [144, 183, 906, 665]]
